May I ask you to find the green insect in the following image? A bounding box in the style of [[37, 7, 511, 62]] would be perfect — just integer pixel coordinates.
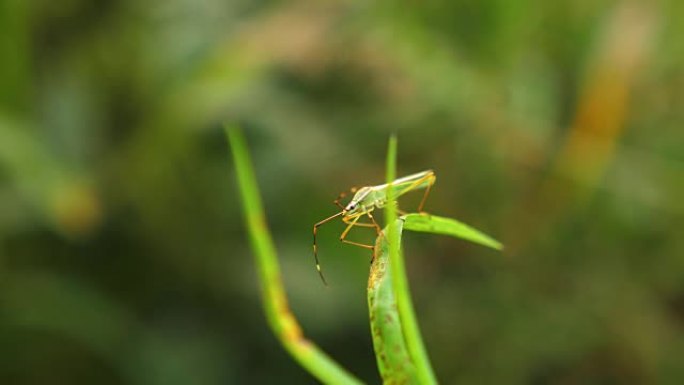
[[313, 170, 436, 284]]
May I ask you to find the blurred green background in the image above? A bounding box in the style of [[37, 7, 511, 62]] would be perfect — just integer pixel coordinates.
[[1, 0, 683, 384]]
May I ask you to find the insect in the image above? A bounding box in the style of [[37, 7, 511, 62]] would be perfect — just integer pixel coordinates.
[[313, 170, 436, 285]]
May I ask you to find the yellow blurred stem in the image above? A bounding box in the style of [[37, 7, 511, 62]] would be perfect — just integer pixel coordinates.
[[504, 2, 657, 254], [226, 125, 364, 385]]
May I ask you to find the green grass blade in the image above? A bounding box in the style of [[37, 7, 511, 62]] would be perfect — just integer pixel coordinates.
[[403, 213, 502, 250], [368, 218, 420, 384], [384, 136, 438, 385], [226, 125, 364, 385]]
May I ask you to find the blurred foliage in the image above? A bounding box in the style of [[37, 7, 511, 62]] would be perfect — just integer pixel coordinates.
[[1, 0, 683, 384]]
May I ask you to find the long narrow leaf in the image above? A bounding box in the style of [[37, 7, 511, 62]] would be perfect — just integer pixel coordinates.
[[403, 213, 502, 250], [226, 125, 364, 385]]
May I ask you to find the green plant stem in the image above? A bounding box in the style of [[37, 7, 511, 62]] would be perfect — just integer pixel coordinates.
[[368, 217, 419, 384], [384, 136, 438, 385], [226, 125, 363, 385]]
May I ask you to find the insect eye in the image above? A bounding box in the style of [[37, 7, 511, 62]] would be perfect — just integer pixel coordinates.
[[347, 203, 357, 211]]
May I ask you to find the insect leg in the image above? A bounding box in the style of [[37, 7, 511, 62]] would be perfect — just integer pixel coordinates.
[[340, 215, 375, 250], [341, 239, 375, 250], [364, 212, 384, 264], [366, 212, 382, 235], [394, 172, 436, 213], [417, 173, 436, 212], [342, 215, 376, 227], [313, 211, 344, 285]]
